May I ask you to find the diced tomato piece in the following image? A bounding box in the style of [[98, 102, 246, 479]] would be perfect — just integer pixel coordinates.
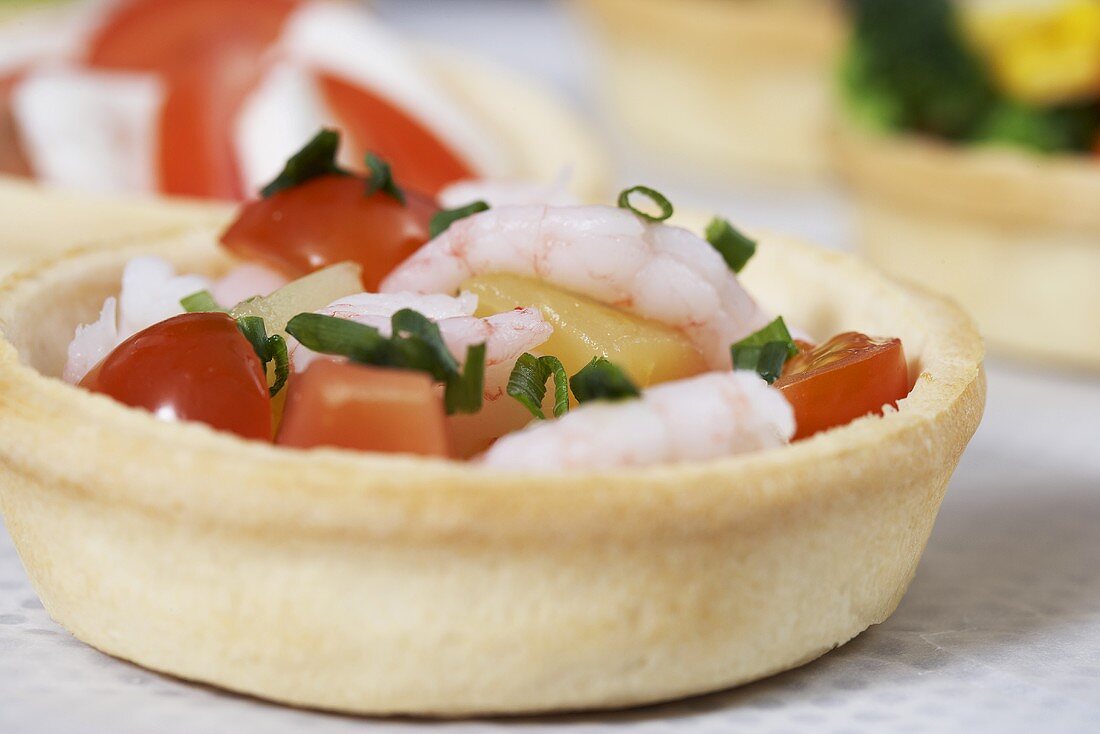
[[80, 312, 272, 440], [317, 73, 475, 196], [0, 73, 31, 177], [775, 332, 909, 440], [220, 174, 436, 288], [85, 0, 299, 73], [276, 359, 450, 457]]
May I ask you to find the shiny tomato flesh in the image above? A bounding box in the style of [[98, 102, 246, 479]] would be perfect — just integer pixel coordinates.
[[0, 72, 30, 177], [276, 359, 450, 457], [79, 312, 272, 440], [775, 332, 909, 441], [85, 0, 299, 73], [317, 73, 475, 197], [220, 174, 436, 288]]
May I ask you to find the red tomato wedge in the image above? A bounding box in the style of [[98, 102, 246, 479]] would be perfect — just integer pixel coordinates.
[[85, 0, 299, 73], [277, 360, 450, 457], [775, 332, 909, 441], [220, 174, 436, 288], [80, 312, 272, 440], [318, 73, 475, 197], [157, 48, 264, 199], [0, 73, 31, 177]]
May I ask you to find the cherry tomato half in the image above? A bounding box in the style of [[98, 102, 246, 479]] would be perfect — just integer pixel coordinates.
[[80, 312, 272, 440], [775, 332, 909, 441], [85, 0, 299, 74], [276, 359, 450, 457], [220, 174, 436, 289], [318, 73, 475, 197], [0, 73, 31, 177]]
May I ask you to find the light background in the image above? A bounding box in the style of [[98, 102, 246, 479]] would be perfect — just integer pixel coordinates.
[[2, 1, 1100, 732]]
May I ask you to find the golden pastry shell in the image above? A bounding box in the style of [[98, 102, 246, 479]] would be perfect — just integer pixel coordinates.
[[0, 226, 984, 716]]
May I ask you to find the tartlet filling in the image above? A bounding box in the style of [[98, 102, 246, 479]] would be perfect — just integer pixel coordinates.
[[66, 131, 910, 470]]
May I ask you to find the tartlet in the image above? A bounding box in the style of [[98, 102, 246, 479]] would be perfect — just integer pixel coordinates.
[[0, 223, 984, 716], [577, 0, 845, 182], [834, 0, 1100, 370], [835, 123, 1100, 369]]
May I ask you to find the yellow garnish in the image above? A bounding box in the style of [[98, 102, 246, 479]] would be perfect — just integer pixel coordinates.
[[963, 0, 1100, 105]]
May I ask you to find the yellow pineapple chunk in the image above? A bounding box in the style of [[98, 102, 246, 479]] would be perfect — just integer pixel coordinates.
[[462, 273, 708, 387]]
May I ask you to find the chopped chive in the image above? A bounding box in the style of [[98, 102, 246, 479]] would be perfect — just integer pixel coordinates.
[[729, 317, 798, 384], [260, 129, 348, 198], [285, 313, 386, 362], [617, 185, 674, 222], [731, 317, 798, 358], [730, 344, 763, 371], [429, 200, 489, 239], [236, 316, 290, 396], [180, 290, 224, 313], [285, 310, 487, 415], [705, 217, 757, 273], [507, 353, 570, 419], [445, 343, 486, 415], [391, 308, 459, 376], [756, 341, 791, 384], [569, 356, 640, 404], [364, 151, 406, 205]]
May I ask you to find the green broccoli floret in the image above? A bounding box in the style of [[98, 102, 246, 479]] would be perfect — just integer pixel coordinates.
[[841, 0, 1100, 154], [979, 102, 1100, 154], [842, 0, 996, 140]]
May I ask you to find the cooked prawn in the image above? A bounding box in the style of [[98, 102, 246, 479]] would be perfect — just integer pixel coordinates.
[[479, 371, 795, 471], [381, 205, 771, 367]]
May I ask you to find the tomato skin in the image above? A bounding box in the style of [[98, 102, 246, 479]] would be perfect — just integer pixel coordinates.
[[276, 360, 450, 457], [85, 0, 299, 73], [79, 312, 272, 440], [775, 333, 909, 441], [0, 72, 31, 177], [318, 73, 475, 197], [220, 175, 436, 289]]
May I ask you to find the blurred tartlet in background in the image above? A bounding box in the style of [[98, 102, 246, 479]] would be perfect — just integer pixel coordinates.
[[576, 0, 845, 184], [836, 0, 1100, 369], [0, 0, 606, 263]]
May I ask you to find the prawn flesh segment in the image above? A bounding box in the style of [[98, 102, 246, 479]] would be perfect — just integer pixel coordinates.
[[381, 205, 772, 368], [479, 371, 795, 471]]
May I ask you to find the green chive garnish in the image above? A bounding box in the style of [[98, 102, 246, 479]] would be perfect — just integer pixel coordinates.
[[285, 309, 487, 415], [260, 129, 348, 198], [364, 151, 406, 205], [180, 290, 224, 313], [729, 317, 798, 384], [705, 217, 757, 273], [507, 353, 570, 419], [236, 316, 290, 396], [569, 356, 641, 404], [429, 200, 490, 239], [617, 186, 674, 222]]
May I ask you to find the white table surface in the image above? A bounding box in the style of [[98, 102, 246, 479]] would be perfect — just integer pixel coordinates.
[[3, 1, 1100, 732]]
